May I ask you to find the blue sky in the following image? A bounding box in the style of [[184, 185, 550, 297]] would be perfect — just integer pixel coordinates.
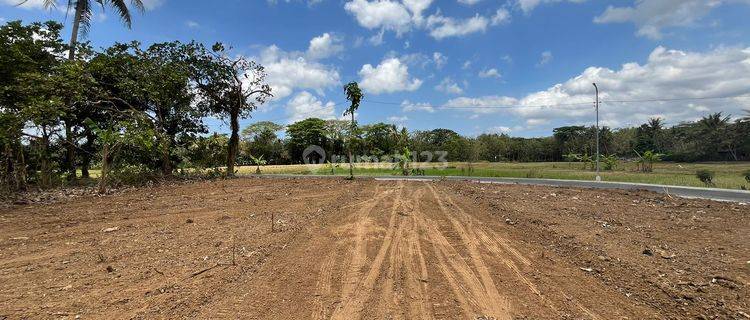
[[2, 0, 750, 137]]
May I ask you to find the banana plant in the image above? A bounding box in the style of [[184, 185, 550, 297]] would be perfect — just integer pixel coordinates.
[[249, 154, 266, 174]]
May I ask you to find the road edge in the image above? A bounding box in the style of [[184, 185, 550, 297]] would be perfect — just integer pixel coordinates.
[[246, 174, 750, 203]]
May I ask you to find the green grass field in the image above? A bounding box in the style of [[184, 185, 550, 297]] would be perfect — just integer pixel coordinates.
[[239, 161, 750, 190]]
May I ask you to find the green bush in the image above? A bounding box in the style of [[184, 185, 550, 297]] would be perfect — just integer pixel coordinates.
[[603, 155, 618, 171], [695, 169, 715, 187], [744, 170, 750, 184]]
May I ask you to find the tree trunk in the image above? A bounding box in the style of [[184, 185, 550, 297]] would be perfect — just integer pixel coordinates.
[[2, 144, 12, 192], [160, 137, 172, 176], [64, 119, 76, 181], [40, 133, 51, 188], [15, 140, 27, 191], [68, 1, 84, 61], [348, 112, 354, 179], [81, 128, 95, 179], [98, 143, 110, 194], [226, 108, 240, 177]]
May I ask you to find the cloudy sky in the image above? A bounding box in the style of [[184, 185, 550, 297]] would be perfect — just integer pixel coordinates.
[[2, 0, 750, 137]]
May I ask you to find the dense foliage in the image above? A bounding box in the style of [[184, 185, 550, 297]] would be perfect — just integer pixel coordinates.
[[0, 20, 271, 192], [1, 19, 748, 193]]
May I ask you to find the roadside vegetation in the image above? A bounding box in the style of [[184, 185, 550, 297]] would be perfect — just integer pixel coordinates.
[[1, 18, 749, 197], [232, 161, 750, 190]]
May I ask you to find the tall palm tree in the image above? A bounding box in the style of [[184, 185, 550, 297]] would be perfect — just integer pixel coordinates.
[[698, 112, 730, 131], [647, 117, 663, 131], [343, 82, 363, 180], [19, 0, 144, 60]]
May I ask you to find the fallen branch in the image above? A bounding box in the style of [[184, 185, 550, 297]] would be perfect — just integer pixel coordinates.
[[189, 262, 235, 278]]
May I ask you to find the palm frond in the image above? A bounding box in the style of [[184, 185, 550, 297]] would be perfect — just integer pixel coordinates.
[[108, 0, 144, 29], [16, 0, 57, 9], [77, 0, 94, 37]]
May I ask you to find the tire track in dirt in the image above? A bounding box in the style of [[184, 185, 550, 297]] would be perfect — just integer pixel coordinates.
[[312, 250, 336, 320], [435, 184, 603, 320], [311, 184, 393, 320], [398, 188, 432, 320], [424, 183, 512, 320], [330, 182, 405, 320]]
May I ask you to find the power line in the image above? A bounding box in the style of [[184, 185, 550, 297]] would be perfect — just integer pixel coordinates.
[[366, 99, 594, 110], [363, 93, 750, 111], [602, 94, 750, 104], [254, 100, 350, 124], [246, 93, 750, 125]]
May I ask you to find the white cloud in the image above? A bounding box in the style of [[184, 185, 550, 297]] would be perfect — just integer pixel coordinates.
[[432, 52, 447, 69], [462, 60, 472, 70], [435, 77, 464, 94], [478, 68, 501, 78], [141, 0, 165, 10], [403, 0, 434, 24], [446, 95, 519, 114], [445, 46, 750, 129], [257, 44, 341, 100], [537, 51, 553, 66], [593, 0, 750, 39], [285, 91, 337, 123], [368, 28, 385, 46], [426, 12, 489, 39], [402, 100, 436, 113], [359, 57, 422, 94], [344, 0, 413, 34], [458, 0, 481, 5], [501, 54, 513, 64], [344, 0, 507, 40], [387, 115, 409, 122], [306, 32, 344, 60], [397, 52, 431, 68], [516, 0, 586, 14], [186, 20, 200, 28], [489, 126, 512, 133], [491, 8, 511, 25]]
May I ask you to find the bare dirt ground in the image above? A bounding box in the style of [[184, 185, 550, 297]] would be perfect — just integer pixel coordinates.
[[1, 177, 748, 319]]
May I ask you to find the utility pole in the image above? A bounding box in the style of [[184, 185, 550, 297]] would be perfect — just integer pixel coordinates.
[[592, 83, 601, 181]]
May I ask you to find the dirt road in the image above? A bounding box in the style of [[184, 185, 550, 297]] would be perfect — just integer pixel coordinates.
[[1, 178, 748, 319]]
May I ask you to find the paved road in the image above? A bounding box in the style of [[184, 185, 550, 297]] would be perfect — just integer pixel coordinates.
[[256, 174, 750, 203]]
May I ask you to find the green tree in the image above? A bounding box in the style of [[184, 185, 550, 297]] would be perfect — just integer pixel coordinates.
[[361, 123, 398, 156], [343, 82, 363, 179], [192, 43, 272, 177], [242, 121, 284, 164], [84, 111, 155, 194], [0, 21, 67, 188], [286, 118, 328, 164], [634, 118, 664, 153]]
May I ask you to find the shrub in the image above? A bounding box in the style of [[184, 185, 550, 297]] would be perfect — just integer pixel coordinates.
[[695, 170, 715, 187], [563, 153, 581, 162], [744, 170, 750, 184], [603, 155, 618, 171], [637, 150, 662, 173]]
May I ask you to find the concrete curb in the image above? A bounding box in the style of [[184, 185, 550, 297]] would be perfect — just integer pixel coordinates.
[[248, 174, 750, 203]]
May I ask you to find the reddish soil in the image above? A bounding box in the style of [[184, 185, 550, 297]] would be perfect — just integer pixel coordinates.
[[0, 177, 748, 319]]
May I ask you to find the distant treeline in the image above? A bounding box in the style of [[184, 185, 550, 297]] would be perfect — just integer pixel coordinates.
[[237, 114, 750, 166], [1, 20, 749, 192]]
